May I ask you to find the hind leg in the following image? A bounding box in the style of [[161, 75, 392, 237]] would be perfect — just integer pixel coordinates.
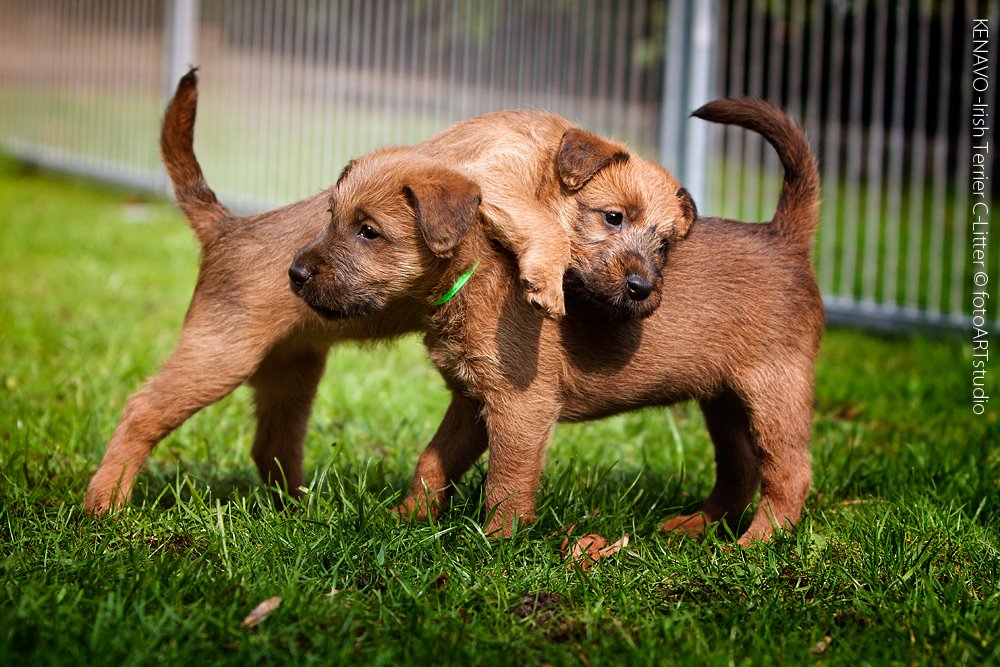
[[84, 316, 277, 513], [736, 378, 813, 546], [660, 390, 761, 537], [248, 344, 329, 501]]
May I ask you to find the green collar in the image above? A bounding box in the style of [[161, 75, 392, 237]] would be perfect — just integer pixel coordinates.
[[430, 261, 480, 306]]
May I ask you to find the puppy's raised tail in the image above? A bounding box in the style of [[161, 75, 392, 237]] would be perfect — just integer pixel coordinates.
[[160, 68, 231, 245], [692, 98, 820, 254]]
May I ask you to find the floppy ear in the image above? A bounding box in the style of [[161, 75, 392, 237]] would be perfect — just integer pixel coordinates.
[[556, 128, 630, 192], [675, 187, 698, 238], [403, 168, 482, 258]]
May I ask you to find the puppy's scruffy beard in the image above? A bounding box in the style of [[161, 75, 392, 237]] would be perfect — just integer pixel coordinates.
[[290, 270, 386, 320], [298, 289, 383, 320]]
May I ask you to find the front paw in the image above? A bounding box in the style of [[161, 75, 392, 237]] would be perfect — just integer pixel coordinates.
[[391, 494, 440, 522], [520, 272, 566, 319]]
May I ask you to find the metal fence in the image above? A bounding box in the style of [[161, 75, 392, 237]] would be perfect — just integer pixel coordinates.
[[1, 0, 995, 332]]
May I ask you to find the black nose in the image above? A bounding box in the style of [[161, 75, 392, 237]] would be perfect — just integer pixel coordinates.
[[288, 263, 313, 288], [625, 274, 652, 301]]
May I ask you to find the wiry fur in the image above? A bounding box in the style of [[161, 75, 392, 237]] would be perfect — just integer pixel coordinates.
[[293, 97, 824, 546], [84, 71, 428, 513], [85, 71, 687, 513], [409, 110, 695, 319]]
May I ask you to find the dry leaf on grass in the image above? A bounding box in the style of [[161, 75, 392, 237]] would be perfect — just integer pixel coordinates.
[[560, 532, 630, 570], [241, 596, 282, 628], [810, 635, 833, 654]]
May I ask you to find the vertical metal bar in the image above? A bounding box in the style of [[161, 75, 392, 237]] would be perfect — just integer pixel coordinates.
[[301, 0, 316, 193], [579, 0, 597, 128], [785, 0, 805, 118], [926, 0, 957, 318], [98, 0, 113, 168], [165, 0, 198, 102], [723, 0, 748, 219], [686, 0, 716, 209], [284, 0, 300, 200], [230, 0, 243, 196], [605, 5, 629, 139], [883, 3, 908, 311], [318, 0, 334, 178], [756, 0, 786, 220], [660, 0, 716, 212], [660, 0, 686, 187], [862, 3, 889, 306], [335, 0, 351, 155], [839, 2, 867, 302], [249, 0, 265, 197], [447, 2, 459, 123], [904, 0, 931, 312], [472, 0, 484, 118], [486, 0, 498, 112], [627, 0, 646, 147], [409, 0, 421, 142], [949, 0, 976, 321], [261, 0, 277, 202], [421, 0, 432, 133], [803, 0, 824, 264], [744, 0, 765, 219], [370, 0, 384, 147], [819, 4, 846, 296], [346, 0, 360, 157], [641, 0, 660, 154], [384, 0, 398, 144]]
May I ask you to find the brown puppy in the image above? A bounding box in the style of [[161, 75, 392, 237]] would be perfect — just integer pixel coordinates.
[[410, 111, 694, 319], [290, 98, 823, 546]]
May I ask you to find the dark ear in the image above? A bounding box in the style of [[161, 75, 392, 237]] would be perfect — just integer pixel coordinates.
[[403, 168, 481, 258], [336, 159, 356, 187], [675, 187, 697, 238], [556, 128, 630, 192]]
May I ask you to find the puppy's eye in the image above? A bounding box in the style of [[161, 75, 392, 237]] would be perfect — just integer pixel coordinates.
[[603, 211, 624, 226], [357, 224, 381, 240]]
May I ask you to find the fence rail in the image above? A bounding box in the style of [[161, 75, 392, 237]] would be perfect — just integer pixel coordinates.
[[1, 0, 995, 332]]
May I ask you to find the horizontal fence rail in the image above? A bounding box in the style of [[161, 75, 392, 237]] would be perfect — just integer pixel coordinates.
[[0, 0, 996, 332]]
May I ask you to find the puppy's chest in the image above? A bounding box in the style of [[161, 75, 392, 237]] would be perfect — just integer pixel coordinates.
[[425, 307, 509, 396]]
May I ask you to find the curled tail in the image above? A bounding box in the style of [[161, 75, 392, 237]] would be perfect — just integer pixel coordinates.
[[160, 68, 231, 245], [692, 98, 820, 254]]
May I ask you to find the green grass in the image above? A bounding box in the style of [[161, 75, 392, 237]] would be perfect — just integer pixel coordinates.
[[1, 154, 998, 665]]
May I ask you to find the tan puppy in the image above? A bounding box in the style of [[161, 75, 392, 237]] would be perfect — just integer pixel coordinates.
[[290, 98, 824, 546]]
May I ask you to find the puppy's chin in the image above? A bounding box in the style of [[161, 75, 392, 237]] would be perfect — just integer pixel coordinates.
[[564, 269, 662, 322], [293, 285, 382, 320]]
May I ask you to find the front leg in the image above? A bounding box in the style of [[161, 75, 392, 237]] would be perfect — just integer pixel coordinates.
[[394, 391, 488, 520], [481, 393, 560, 537], [479, 202, 570, 319]]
